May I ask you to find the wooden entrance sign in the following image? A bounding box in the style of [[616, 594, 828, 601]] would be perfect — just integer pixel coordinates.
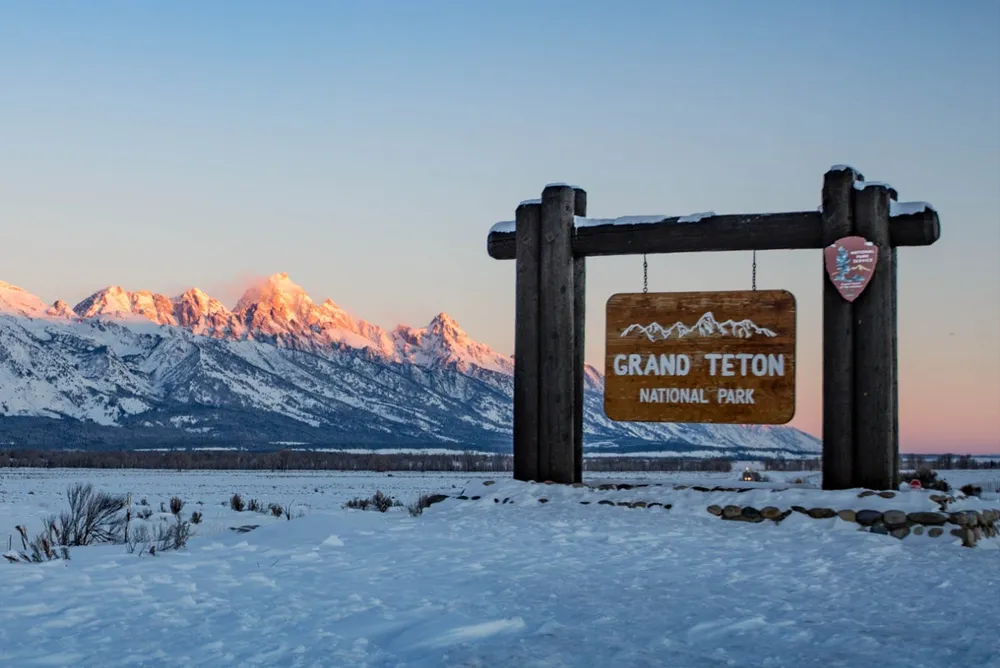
[[485, 167, 941, 490], [605, 290, 796, 424]]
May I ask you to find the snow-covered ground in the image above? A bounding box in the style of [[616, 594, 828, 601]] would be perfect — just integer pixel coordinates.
[[2, 468, 999, 667]]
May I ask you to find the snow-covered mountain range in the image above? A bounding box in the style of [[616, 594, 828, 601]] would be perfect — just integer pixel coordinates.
[[0, 275, 820, 456], [622, 312, 778, 341]]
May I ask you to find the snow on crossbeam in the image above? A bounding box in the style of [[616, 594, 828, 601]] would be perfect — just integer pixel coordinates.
[[487, 208, 940, 260]]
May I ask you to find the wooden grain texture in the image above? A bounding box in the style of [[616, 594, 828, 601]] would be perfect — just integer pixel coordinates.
[[604, 290, 796, 424], [821, 167, 860, 491], [512, 202, 541, 482], [487, 210, 940, 260], [890, 245, 900, 487], [538, 185, 576, 483], [572, 187, 587, 484], [852, 185, 896, 491]]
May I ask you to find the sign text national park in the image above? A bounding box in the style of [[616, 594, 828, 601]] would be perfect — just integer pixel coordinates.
[[604, 290, 796, 424]]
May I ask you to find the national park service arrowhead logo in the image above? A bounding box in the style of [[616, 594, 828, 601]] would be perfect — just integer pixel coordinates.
[[824, 236, 878, 302]]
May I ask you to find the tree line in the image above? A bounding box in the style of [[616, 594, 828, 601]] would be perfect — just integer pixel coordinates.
[[0, 448, 741, 473]]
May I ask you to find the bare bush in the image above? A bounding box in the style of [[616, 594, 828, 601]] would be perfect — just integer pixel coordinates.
[[137, 508, 153, 520], [407, 493, 436, 517], [55, 483, 128, 546], [169, 497, 184, 516], [345, 491, 402, 513], [269, 503, 284, 518], [960, 483, 982, 497], [151, 516, 192, 553], [125, 525, 152, 554], [247, 498, 261, 513], [4, 523, 70, 564], [230, 493, 245, 512], [190, 511, 203, 524]]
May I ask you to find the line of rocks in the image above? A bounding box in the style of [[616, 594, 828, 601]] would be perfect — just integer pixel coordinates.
[[706, 504, 1000, 547]]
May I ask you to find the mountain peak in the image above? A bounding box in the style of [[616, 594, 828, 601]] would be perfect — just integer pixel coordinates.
[[0, 281, 48, 317], [428, 312, 463, 335]]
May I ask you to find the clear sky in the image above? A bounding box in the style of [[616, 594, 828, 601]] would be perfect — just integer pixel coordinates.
[[2, 1, 998, 452]]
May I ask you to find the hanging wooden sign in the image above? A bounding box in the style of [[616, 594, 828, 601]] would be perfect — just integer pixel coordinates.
[[824, 235, 878, 302], [604, 290, 796, 424]]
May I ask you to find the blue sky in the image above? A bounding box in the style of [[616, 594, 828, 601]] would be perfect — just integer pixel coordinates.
[[2, 1, 998, 450]]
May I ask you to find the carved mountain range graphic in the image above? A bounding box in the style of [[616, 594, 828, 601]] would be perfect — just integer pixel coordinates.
[[621, 311, 777, 341]]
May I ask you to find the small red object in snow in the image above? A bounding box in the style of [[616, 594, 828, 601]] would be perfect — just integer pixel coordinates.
[[909, 480, 922, 489]]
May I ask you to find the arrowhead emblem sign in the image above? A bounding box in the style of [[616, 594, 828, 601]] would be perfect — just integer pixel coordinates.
[[824, 236, 878, 302]]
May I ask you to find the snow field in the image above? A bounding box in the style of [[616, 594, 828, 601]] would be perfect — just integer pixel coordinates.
[[1, 468, 999, 667]]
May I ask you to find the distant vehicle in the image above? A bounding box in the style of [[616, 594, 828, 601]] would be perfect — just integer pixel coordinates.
[[741, 467, 763, 482]]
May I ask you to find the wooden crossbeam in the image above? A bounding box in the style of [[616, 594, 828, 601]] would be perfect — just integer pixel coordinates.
[[487, 208, 939, 260]]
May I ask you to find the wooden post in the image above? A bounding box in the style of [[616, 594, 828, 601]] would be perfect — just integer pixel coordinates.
[[890, 247, 900, 487], [513, 202, 541, 481], [821, 167, 860, 490], [572, 187, 587, 484], [852, 183, 896, 490], [538, 184, 577, 483]]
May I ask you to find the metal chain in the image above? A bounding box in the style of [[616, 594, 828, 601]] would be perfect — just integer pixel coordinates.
[[642, 254, 648, 293], [751, 250, 757, 291]]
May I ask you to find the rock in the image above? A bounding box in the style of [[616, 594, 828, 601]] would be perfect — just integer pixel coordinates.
[[928, 527, 944, 538], [674, 485, 689, 490], [777, 510, 793, 522], [870, 523, 889, 535], [692, 486, 710, 492], [906, 511, 948, 526], [229, 525, 259, 533], [912, 525, 925, 535], [858, 490, 877, 498], [837, 509, 857, 523], [471, 496, 481, 501], [891, 526, 910, 539], [949, 511, 979, 527], [648, 502, 663, 509], [877, 491, 896, 499], [663, 504, 673, 510], [741, 507, 762, 520], [631, 501, 647, 509], [571, 482, 587, 488], [616, 501, 631, 507], [456, 495, 469, 500], [807, 507, 836, 520], [494, 498, 499, 503], [760, 507, 783, 520], [882, 510, 907, 528], [791, 505, 808, 514], [597, 484, 616, 491], [722, 505, 742, 519], [483, 480, 496, 486], [973, 527, 983, 541], [616, 484, 635, 491], [538, 498, 548, 504], [855, 510, 883, 526], [598, 500, 615, 506], [502, 497, 511, 504], [579, 501, 591, 505], [952, 527, 977, 548]]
